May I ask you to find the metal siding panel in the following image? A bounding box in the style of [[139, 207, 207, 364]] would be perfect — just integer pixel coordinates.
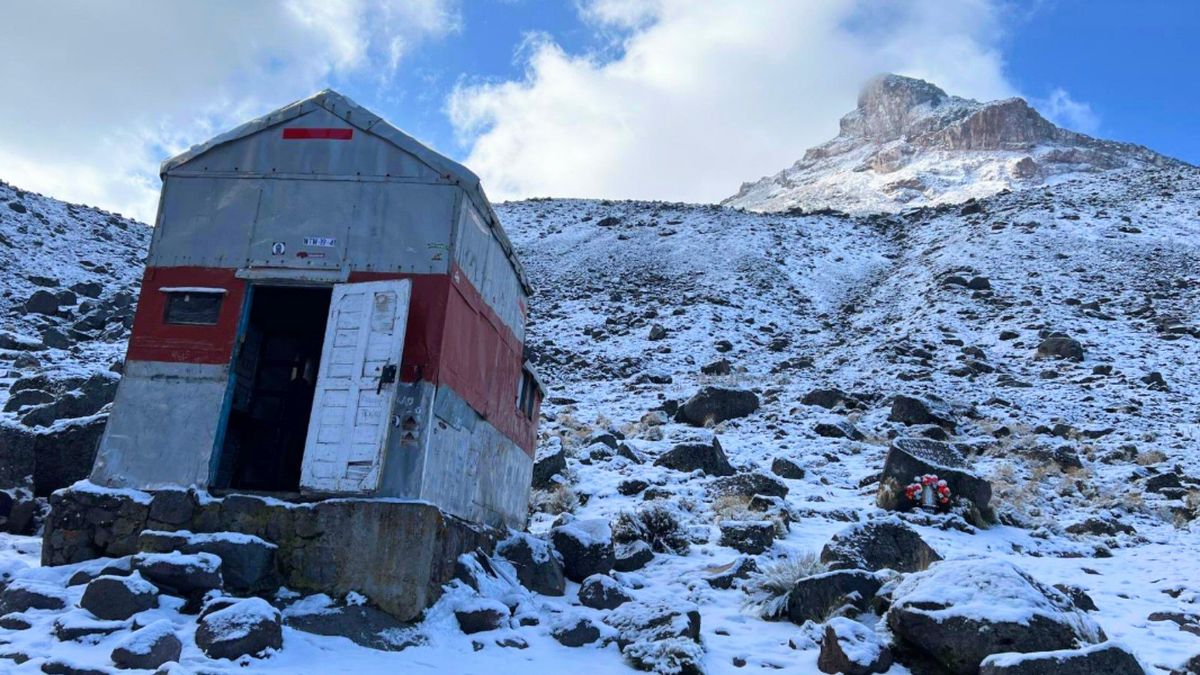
[[349, 183, 453, 274], [419, 386, 532, 530], [175, 108, 441, 179], [91, 361, 229, 488], [152, 178, 260, 268]]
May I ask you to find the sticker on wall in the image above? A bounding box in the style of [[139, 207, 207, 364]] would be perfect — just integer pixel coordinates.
[[304, 237, 337, 247], [271, 242, 286, 255]]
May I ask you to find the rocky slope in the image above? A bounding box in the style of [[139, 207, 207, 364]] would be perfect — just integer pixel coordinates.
[[0, 179, 148, 495], [723, 74, 1183, 214], [1, 162, 1199, 672]]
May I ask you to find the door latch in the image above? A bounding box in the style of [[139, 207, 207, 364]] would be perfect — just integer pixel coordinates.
[[376, 363, 398, 394]]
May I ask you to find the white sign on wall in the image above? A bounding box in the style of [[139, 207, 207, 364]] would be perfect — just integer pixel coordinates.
[[304, 237, 337, 248]]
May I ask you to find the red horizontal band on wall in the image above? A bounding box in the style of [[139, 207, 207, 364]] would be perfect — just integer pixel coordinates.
[[282, 127, 354, 140]]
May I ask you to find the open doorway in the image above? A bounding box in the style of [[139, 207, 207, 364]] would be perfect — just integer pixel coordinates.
[[214, 285, 332, 492]]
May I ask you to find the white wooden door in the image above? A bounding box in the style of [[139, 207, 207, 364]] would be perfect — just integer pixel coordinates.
[[300, 279, 412, 493]]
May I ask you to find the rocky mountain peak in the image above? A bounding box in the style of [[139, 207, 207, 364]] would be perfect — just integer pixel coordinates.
[[725, 73, 1181, 214], [844, 74, 950, 141]]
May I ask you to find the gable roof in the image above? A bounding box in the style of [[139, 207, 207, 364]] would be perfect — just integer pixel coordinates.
[[160, 89, 530, 293]]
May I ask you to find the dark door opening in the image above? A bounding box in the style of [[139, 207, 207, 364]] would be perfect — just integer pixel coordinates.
[[214, 285, 332, 492]]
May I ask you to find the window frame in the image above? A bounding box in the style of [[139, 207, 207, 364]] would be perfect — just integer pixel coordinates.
[[160, 288, 226, 326]]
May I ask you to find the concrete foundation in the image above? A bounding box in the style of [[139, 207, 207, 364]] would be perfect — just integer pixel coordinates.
[[43, 484, 500, 621]]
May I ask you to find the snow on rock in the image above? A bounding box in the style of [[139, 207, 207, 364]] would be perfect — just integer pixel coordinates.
[[110, 619, 183, 670], [887, 558, 1104, 673], [817, 617, 892, 675], [195, 596, 283, 660], [979, 640, 1147, 675]]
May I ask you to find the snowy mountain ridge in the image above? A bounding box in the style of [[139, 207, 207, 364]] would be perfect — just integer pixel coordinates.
[[723, 74, 1184, 214]]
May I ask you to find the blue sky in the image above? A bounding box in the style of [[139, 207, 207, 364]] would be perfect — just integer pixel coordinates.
[[0, 0, 1195, 222]]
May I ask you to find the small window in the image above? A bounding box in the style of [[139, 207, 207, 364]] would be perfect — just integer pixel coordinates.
[[517, 368, 539, 419], [162, 290, 224, 325]]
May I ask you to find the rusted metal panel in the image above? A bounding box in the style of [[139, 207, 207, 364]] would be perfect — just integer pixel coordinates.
[[91, 360, 230, 488]]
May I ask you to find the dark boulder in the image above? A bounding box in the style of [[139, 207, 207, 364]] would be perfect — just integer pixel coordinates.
[[786, 570, 882, 625], [613, 541, 654, 572], [979, 642, 1145, 674], [552, 617, 603, 647], [718, 520, 775, 555], [551, 519, 615, 582], [1037, 336, 1085, 362], [820, 517, 941, 573], [579, 574, 632, 610], [195, 597, 283, 660], [818, 617, 893, 674], [675, 387, 759, 426], [132, 552, 223, 596], [888, 395, 956, 431], [770, 457, 806, 479], [876, 438, 993, 522], [110, 620, 182, 670], [813, 419, 865, 441], [705, 557, 758, 590], [654, 436, 735, 476], [709, 471, 788, 500], [887, 560, 1104, 674], [701, 359, 732, 376], [496, 533, 565, 596], [0, 580, 68, 613], [531, 441, 568, 489], [802, 388, 858, 410], [455, 603, 509, 634], [80, 573, 159, 620]]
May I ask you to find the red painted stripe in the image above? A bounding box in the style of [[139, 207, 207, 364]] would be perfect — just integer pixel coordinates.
[[126, 266, 538, 455], [282, 127, 354, 140]]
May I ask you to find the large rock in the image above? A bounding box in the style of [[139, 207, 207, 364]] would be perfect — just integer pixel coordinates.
[[0, 580, 68, 613], [579, 574, 632, 610], [887, 560, 1104, 674], [820, 517, 941, 573], [979, 642, 1146, 675], [551, 519, 615, 582], [787, 570, 883, 625], [455, 601, 509, 634], [132, 551, 223, 596], [25, 289, 63, 315], [552, 616, 604, 647], [1037, 336, 1085, 362], [876, 437, 993, 522], [675, 387, 760, 426], [110, 620, 182, 670], [814, 419, 865, 440], [888, 395, 956, 431], [802, 388, 858, 410], [0, 415, 107, 496], [496, 533, 565, 596], [195, 597, 283, 660], [818, 617, 893, 674], [718, 520, 776, 555], [654, 436, 735, 476], [80, 573, 158, 620], [531, 437, 568, 489], [138, 530, 276, 593], [709, 471, 788, 500]]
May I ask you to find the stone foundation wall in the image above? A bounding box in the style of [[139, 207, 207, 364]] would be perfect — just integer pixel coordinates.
[[43, 484, 500, 621]]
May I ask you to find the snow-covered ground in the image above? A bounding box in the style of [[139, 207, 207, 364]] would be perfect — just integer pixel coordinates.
[[1, 163, 1199, 673]]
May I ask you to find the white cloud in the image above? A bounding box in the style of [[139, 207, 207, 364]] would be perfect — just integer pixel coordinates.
[[0, 0, 459, 221], [449, 0, 1017, 204], [1038, 88, 1101, 135]]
